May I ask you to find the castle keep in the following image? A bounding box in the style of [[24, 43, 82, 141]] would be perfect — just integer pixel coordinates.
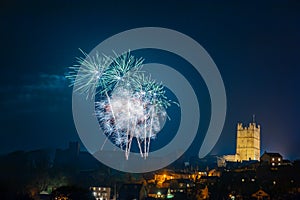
[[236, 121, 260, 161]]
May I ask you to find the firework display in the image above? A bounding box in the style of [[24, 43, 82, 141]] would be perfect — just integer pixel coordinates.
[[67, 50, 174, 159]]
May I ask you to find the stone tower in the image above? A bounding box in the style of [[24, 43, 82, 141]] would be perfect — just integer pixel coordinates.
[[236, 118, 260, 161]]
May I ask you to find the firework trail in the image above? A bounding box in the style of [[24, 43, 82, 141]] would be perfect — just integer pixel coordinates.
[[67, 50, 175, 160]]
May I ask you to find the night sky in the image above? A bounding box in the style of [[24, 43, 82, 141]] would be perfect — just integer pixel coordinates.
[[1, 1, 300, 160]]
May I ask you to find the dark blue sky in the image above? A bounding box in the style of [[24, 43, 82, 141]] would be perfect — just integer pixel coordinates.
[[1, 1, 299, 160]]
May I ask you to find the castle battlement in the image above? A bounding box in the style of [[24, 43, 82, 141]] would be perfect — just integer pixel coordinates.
[[237, 123, 260, 131]]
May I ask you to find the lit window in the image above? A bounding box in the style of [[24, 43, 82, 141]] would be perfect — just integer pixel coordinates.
[[242, 178, 245, 182], [272, 163, 275, 166], [278, 158, 281, 161], [278, 163, 281, 165], [272, 158, 275, 161]]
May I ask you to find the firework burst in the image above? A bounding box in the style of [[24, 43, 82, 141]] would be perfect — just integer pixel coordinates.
[[67, 50, 175, 159], [66, 49, 112, 99]]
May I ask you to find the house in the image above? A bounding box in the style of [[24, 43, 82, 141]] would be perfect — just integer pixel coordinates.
[[90, 186, 111, 200], [260, 152, 283, 167], [148, 187, 173, 199], [177, 179, 194, 189], [118, 184, 147, 200], [168, 179, 195, 194]]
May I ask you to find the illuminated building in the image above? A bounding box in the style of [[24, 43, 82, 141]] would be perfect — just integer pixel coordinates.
[[260, 151, 283, 166], [90, 186, 111, 200], [148, 187, 173, 199], [236, 117, 260, 161]]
